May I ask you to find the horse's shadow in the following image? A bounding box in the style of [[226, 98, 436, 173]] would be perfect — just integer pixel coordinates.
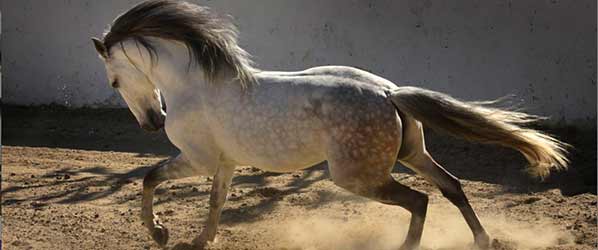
[[1, 164, 155, 207], [1, 160, 337, 224]]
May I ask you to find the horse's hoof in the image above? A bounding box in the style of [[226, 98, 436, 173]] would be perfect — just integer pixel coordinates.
[[474, 233, 491, 250], [151, 223, 170, 247]]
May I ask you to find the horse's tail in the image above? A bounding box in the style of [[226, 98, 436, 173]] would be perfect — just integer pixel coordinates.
[[387, 86, 570, 179]]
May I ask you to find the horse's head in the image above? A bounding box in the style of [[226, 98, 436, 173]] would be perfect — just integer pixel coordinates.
[[92, 37, 165, 132]]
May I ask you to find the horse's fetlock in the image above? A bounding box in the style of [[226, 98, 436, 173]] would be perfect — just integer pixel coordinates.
[[140, 211, 152, 222]]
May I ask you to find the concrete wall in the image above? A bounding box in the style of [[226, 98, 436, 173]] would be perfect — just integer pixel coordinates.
[[2, 0, 596, 125]]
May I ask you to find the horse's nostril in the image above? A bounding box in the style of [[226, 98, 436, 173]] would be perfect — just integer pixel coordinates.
[[144, 109, 165, 131], [154, 112, 166, 128]]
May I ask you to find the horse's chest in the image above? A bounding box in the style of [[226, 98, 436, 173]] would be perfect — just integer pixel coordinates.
[[164, 110, 222, 164]]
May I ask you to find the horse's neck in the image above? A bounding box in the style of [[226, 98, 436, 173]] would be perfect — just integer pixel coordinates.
[[133, 40, 242, 112], [143, 42, 200, 89]]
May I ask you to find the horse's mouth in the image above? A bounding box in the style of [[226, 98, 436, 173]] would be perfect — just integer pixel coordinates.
[[141, 110, 166, 132]]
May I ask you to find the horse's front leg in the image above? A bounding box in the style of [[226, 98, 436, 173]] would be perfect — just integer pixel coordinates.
[[191, 165, 235, 248], [141, 154, 198, 247]]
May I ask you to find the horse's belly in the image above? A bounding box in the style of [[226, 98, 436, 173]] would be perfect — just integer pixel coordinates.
[[227, 135, 327, 172], [215, 122, 327, 172], [246, 143, 327, 172]]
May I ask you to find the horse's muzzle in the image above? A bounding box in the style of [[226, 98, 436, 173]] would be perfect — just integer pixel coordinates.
[[141, 110, 166, 132]]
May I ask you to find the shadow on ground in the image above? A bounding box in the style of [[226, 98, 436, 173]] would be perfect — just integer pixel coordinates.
[[1, 155, 335, 226], [1, 164, 155, 206], [3, 105, 177, 155], [418, 125, 596, 196]]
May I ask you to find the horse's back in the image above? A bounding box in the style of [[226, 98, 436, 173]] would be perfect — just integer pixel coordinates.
[[258, 66, 397, 90]]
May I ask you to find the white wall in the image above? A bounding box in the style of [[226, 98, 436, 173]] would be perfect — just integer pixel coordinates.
[[2, 0, 596, 125]]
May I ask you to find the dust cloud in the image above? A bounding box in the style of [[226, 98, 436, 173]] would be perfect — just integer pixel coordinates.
[[268, 202, 572, 250]]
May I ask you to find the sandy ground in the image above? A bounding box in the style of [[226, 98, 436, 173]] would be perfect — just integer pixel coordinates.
[[2, 106, 597, 250]]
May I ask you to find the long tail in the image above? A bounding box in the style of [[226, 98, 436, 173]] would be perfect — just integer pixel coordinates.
[[388, 86, 570, 178]]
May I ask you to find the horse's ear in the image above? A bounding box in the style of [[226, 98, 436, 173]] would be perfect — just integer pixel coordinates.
[[92, 37, 108, 58]]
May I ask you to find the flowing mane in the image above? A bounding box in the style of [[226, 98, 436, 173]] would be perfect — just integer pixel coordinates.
[[102, 0, 256, 86]]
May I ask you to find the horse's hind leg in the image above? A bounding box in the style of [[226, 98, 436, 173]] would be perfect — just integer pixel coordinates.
[[142, 154, 199, 247], [398, 116, 490, 248], [327, 150, 428, 250], [370, 179, 429, 250], [400, 153, 490, 248]]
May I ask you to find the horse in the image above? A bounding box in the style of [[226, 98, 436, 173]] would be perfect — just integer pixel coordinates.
[[91, 1, 569, 249]]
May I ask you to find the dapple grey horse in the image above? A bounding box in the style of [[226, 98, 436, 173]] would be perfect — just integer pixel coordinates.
[[92, 1, 569, 249]]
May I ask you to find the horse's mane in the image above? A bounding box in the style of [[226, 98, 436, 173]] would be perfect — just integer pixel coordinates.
[[103, 0, 256, 86]]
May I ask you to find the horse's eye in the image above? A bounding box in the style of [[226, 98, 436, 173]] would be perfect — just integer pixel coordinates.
[[111, 80, 119, 88]]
